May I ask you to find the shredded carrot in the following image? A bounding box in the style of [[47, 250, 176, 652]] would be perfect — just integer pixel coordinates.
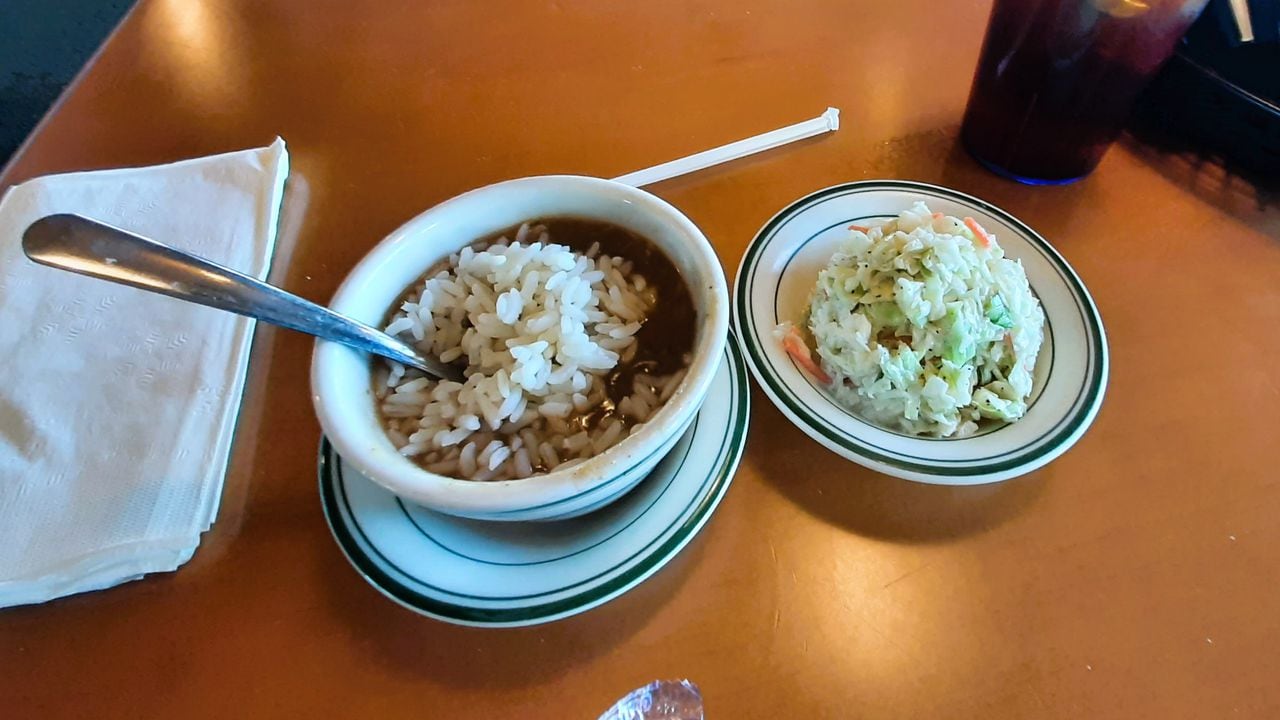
[[848, 224, 872, 233], [782, 328, 832, 384], [1003, 332, 1016, 362], [931, 212, 943, 219], [963, 216, 992, 248]]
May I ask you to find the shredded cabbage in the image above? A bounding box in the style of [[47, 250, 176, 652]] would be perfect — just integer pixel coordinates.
[[802, 201, 1045, 437]]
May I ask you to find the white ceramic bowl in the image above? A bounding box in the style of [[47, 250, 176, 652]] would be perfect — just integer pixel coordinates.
[[312, 175, 729, 521]]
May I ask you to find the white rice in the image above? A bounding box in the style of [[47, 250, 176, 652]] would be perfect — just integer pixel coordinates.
[[378, 223, 688, 481]]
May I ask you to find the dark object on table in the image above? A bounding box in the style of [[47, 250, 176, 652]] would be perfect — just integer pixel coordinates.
[[961, 0, 1211, 185], [1131, 0, 1280, 182], [0, 0, 135, 166]]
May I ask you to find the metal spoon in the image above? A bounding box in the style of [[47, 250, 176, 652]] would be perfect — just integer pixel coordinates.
[[22, 214, 463, 382]]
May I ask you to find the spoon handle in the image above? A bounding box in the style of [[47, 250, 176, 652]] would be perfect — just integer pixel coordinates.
[[21, 214, 459, 381]]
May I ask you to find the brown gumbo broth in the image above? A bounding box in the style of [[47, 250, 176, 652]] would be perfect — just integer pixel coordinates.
[[525, 218, 695, 426]]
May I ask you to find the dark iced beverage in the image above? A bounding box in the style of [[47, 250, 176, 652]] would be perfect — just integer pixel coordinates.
[[961, 0, 1209, 184]]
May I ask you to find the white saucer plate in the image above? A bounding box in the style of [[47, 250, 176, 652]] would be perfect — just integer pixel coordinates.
[[319, 339, 749, 627], [733, 180, 1108, 485]]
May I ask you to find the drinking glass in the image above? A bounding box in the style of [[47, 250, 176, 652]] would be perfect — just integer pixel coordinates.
[[961, 0, 1212, 184]]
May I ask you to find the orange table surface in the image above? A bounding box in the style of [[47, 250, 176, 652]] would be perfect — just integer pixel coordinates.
[[2, 1, 1279, 718]]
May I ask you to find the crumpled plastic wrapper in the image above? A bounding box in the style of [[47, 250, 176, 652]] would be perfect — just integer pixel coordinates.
[[597, 680, 704, 720]]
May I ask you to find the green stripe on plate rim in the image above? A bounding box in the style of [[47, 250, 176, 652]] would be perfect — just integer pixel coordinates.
[[734, 180, 1106, 477], [332, 415, 708, 600], [327, 343, 741, 601], [317, 338, 751, 625], [327, 342, 738, 599]]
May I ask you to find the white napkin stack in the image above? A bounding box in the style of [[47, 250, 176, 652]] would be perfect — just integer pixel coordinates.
[[0, 139, 289, 608]]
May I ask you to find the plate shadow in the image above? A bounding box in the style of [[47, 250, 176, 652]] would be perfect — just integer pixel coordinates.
[[314, 500, 711, 690], [748, 388, 1047, 545]]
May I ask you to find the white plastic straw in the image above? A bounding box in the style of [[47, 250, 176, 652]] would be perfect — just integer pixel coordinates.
[[1228, 0, 1254, 43], [613, 107, 840, 188]]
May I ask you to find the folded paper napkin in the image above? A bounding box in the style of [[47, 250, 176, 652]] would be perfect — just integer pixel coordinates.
[[0, 139, 288, 608]]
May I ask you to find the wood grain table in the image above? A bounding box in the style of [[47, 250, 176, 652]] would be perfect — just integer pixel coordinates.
[[3, 1, 1278, 717]]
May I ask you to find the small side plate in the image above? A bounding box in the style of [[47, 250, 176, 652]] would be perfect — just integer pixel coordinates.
[[319, 339, 749, 627], [733, 180, 1108, 484]]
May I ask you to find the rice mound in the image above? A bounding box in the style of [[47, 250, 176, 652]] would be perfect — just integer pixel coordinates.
[[378, 223, 686, 481]]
